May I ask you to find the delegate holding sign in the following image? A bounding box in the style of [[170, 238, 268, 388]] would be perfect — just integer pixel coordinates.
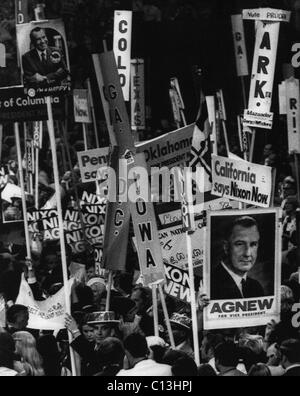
[[211, 155, 273, 208]]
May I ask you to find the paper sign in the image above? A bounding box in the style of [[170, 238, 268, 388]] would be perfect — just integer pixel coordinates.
[[16, 0, 29, 24], [129, 153, 165, 286], [73, 89, 92, 124], [244, 21, 280, 129], [131, 59, 145, 131], [231, 14, 249, 77], [93, 54, 117, 147], [159, 217, 205, 271], [136, 124, 194, 170], [16, 276, 74, 331], [99, 51, 135, 156], [77, 147, 110, 183], [286, 78, 300, 154], [243, 8, 291, 22], [113, 10, 133, 101], [211, 155, 273, 208], [279, 81, 287, 115]]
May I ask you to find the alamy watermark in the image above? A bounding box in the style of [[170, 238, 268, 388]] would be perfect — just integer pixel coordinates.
[[96, 159, 205, 204]]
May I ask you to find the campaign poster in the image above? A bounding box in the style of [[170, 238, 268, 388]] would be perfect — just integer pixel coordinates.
[[204, 208, 281, 330], [211, 155, 274, 208], [136, 123, 195, 170], [77, 147, 110, 183], [164, 262, 200, 304], [158, 216, 205, 274], [73, 89, 92, 124], [16, 19, 71, 98]]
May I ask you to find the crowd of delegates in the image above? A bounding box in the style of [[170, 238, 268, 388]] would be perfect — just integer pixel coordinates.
[[0, 0, 300, 378], [0, 228, 300, 376]]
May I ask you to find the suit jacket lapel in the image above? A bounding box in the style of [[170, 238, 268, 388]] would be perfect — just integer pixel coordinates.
[[219, 264, 243, 299]]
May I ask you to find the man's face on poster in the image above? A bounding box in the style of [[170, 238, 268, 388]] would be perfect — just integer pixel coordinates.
[[32, 29, 48, 51], [225, 225, 260, 276]]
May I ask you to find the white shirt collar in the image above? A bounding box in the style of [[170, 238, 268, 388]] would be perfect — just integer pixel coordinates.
[[221, 261, 247, 296], [37, 49, 47, 60]]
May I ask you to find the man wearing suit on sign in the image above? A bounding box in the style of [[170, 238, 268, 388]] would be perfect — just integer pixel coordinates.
[[22, 27, 69, 88], [211, 216, 265, 300]]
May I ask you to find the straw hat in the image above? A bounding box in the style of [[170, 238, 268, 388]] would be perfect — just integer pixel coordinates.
[[86, 311, 120, 325]]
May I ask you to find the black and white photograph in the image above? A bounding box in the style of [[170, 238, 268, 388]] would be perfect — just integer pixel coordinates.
[[0, 0, 300, 382], [16, 19, 71, 94]]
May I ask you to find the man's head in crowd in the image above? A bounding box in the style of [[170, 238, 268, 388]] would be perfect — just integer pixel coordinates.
[[6, 305, 29, 331], [214, 341, 240, 373], [281, 177, 297, 200], [223, 216, 260, 277], [200, 332, 225, 363], [86, 265, 96, 282], [123, 333, 149, 369], [130, 286, 151, 315], [92, 323, 117, 345], [41, 246, 59, 272], [86, 312, 120, 346], [80, 317, 96, 344], [280, 339, 300, 369], [96, 337, 125, 370], [282, 196, 299, 217], [263, 144, 274, 159], [266, 343, 281, 367], [86, 278, 106, 305]]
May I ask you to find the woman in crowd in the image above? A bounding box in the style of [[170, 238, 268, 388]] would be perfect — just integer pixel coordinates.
[[13, 332, 45, 376], [0, 332, 19, 376]]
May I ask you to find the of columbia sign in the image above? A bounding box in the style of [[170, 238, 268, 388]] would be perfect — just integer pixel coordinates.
[[242, 8, 291, 22]]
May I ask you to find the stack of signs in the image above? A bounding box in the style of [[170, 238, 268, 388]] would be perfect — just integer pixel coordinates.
[[28, 185, 106, 255], [27, 208, 104, 254]]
